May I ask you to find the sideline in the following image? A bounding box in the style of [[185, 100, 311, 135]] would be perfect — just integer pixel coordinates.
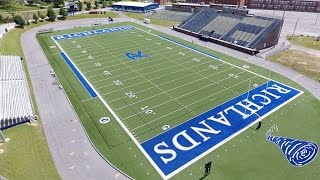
[[21, 18, 131, 180]]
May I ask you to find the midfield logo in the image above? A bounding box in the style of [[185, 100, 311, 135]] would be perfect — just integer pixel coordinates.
[[125, 50, 148, 61], [141, 80, 303, 177]]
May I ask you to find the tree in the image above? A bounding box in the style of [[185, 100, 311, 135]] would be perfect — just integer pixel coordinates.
[[86, 2, 91, 10], [53, 0, 64, 8], [94, 0, 98, 9], [3, 0, 22, 17], [107, 0, 112, 7], [47, 7, 56, 21], [33, 14, 39, 23], [13, 15, 25, 27], [77, 1, 83, 11], [102, 0, 106, 8], [0, 14, 3, 23], [59, 7, 67, 19]]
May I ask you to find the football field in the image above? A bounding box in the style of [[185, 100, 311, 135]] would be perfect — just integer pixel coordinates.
[[38, 23, 315, 179], [54, 25, 269, 141]]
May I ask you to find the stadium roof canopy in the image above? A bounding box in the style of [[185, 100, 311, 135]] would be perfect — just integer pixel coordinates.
[[112, 1, 157, 7]]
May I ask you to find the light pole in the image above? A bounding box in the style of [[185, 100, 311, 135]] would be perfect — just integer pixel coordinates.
[[315, 11, 319, 24]]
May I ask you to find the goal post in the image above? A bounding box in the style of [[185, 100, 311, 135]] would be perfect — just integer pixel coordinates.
[[0, 129, 8, 143]]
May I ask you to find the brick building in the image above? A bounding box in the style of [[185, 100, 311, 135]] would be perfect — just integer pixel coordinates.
[[247, 0, 320, 12], [185, 0, 247, 6], [154, 0, 171, 5]]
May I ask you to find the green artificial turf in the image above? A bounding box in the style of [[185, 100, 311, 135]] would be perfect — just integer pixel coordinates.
[[37, 22, 320, 180]]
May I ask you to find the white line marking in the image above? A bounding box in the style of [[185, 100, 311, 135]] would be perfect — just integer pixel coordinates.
[[51, 35, 167, 179]]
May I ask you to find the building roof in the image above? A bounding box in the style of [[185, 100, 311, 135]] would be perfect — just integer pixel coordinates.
[[173, 3, 210, 7], [112, 1, 157, 7]]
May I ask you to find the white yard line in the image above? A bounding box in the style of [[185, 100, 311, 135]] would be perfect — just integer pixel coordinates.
[[91, 57, 209, 84], [114, 65, 234, 112], [95, 57, 210, 90], [120, 70, 248, 121], [52, 24, 301, 180], [130, 75, 258, 131], [51, 35, 168, 180], [101, 65, 233, 97], [134, 26, 271, 81], [108, 62, 227, 103]]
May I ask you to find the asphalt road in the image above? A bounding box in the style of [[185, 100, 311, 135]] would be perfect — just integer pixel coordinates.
[[20, 10, 320, 180], [21, 19, 130, 180]]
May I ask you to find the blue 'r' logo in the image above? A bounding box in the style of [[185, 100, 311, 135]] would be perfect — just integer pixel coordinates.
[[266, 125, 318, 167], [125, 50, 148, 61]]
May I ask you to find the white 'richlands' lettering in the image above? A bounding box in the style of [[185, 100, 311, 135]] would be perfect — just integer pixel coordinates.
[[154, 141, 177, 164], [154, 83, 293, 164], [252, 94, 271, 105], [191, 120, 221, 142], [172, 130, 201, 151], [268, 84, 291, 94], [53, 26, 134, 40], [207, 112, 231, 126]]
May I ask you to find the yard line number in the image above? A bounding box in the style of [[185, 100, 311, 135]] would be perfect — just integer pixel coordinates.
[[125, 91, 137, 99], [103, 71, 112, 76], [141, 106, 155, 115], [113, 80, 123, 86], [192, 58, 200, 62], [229, 73, 239, 79], [209, 65, 218, 70]]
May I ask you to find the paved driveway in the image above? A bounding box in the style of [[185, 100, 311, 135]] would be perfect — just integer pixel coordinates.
[[21, 19, 130, 180]]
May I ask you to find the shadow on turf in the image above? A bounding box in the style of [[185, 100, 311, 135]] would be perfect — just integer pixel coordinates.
[[199, 172, 211, 180]]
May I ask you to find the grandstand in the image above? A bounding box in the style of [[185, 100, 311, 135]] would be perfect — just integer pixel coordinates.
[[0, 56, 35, 130], [174, 8, 283, 54]]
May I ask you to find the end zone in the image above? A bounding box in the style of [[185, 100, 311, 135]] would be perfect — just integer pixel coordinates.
[[141, 80, 303, 178]]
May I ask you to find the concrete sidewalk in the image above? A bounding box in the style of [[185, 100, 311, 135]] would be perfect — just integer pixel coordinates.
[[21, 19, 130, 180]]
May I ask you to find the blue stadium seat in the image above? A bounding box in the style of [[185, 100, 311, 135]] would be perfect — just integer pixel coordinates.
[[180, 8, 219, 33]]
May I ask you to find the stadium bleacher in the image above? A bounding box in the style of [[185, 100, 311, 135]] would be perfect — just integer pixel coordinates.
[[0, 56, 35, 130], [200, 14, 243, 38], [175, 8, 283, 54], [179, 8, 219, 33]]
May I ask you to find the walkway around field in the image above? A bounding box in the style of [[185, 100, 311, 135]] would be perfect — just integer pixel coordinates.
[[20, 12, 320, 180], [21, 19, 130, 180]]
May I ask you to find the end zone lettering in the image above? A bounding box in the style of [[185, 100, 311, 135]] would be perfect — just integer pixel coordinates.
[[52, 25, 134, 40], [141, 80, 302, 177]]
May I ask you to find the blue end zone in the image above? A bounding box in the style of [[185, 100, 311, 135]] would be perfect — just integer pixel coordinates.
[[158, 35, 220, 60], [60, 52, 97, 98], [141, 80, 302, 176]]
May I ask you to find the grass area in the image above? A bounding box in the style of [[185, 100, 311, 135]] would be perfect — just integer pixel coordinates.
[[0, 9, 59, 21], [38, 22, 320, 180], [67, 12, 118, 20], [268, 49, 320, 81], [0, 5, 39, 13], [0, 22, 60, 179], [124, 12, 180, 27], [288, 36, 320, 51]]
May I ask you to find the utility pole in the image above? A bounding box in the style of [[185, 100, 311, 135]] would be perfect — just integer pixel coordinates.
[[292, 19, 298, 37], [315, 12, 319, 24]]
